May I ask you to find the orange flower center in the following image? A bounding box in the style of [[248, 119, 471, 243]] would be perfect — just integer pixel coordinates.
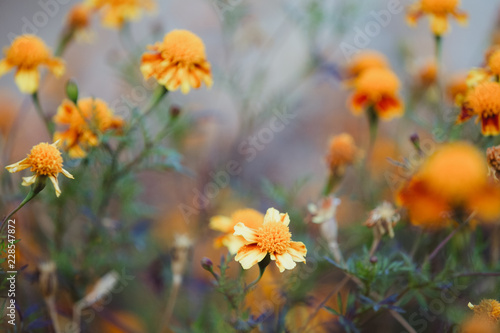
[[27, 143, 63, 176], [421, 0, 459, 13], [256, 222, 291, 255], [355, 68, 400, 97], [6, 35, 51, 68], [469, 82, 500, 117], [160, 30, 207, 64], [488, 50, 500, 76], [474, 299, 500, 322]]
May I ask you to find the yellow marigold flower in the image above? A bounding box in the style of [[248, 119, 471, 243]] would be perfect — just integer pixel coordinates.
[[406, 0, 468, 36], [397, 142, 500, 227], [233, 208, 307, 273], [325, 133, 360, 177], [0, 35, 65, 94], [87, 0, 155, 29], [348, 68, 404, 120], [345, 50, 389, 79], [53, 98, 124, 158], [209, 208, 264, 254], [66, 4, 94, 41], [469, 300, 500, 323], [140, 30, 213, 94], [457, 82, 500, 136], [5, 142, 74, 197]]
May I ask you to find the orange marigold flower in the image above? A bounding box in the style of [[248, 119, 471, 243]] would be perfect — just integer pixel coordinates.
[[397, 142, 500, 227], [140, 30, 213, 94], [417, 60, 438, 87], [234, 208, 307, 272], [487, 49, 500, 77], [469, 300, 500, 323], [348, 68, 404, 120], [53, 97, 124, 158], [5, 142, 74, 197], [457, 82, 500, 136], [209, 208, 264, 254], [0, 35, 65, 94], [406, 0, 468, 36], [325, 133, 360, 177], [66, 4, 94, 41], [345, 50, 389, 79], [87, 0, 155, 29]]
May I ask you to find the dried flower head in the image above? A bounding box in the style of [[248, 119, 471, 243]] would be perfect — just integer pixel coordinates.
[[86, 0, 155, 29], [0, 35, 65, 94], [234, 208, 307, 272], [407, 0, 468, 36], [5, 142, 74, 197], [458, 82, 500, 136], [348, 68, 404, 120], [171, 234, 192, 285], [210, 208, 264, 254], [53, 97, 124, 158], [140, 30, 213, 94], [346, 50, 389, 79], [397, 142, 500, 227], [364, 201, 400, 238], [325, 133, 360, 177], [487, 145, 500, 180]]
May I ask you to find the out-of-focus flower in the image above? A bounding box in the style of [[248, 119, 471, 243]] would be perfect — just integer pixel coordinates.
[[446, 73, 468, 105], [345, 50, 389, 79], [140, 30, 213, 94], [457, 82, 500, 136], [0, 35, 65, 94], [53, 97, 124, 158], [209, 208, 264, 254], [66, 3, 94, 41], [406, 0, 468, 36], [348, 68, 404, 120], [364, 201, 400, 238], [325, 133, 360, 178], [397, 142, 500, 228], [86, 0, 155, 29], [469, 299, 500, 323], [487, 146, 500, 180], [171, 234, 192, 285], [416, 60, 438, 87], [233, 208, 307, 273], [487, 49, 500, 77], [5, 142, 74, 197]]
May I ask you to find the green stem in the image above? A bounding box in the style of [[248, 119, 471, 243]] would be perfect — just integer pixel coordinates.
[[322, 173, 339, 197], [55, 28, 75, 57], [127, 85, 168, 133], [367, 105, 378, 149], [1, 182, 43, 233], [434, 35, 442, 67], [244, 254, 270, 292], [32, 92, 55, 136]]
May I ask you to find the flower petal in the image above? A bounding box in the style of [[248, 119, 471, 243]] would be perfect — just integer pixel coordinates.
[[222, 235, 248, 255], [61, 168, 74, 179], [274, 252, 296, 273], [209, 215, 233, 232], [263, 207, 282, 224], [287, 241, 307, 263], [21, 174, 37, 187], [14, 68, 40, 94], [235, 244, 267, 269], [49, 175, 61, 197], [348, 92, 369, 115], [452, 9, 468, 26], [45, 58, 65, 77], [430, 14, 449, 36], [374, 95, 403, 120], [0, 59, 13, 77], [233, 222, 258, 242], [5, 158, 30, 173]]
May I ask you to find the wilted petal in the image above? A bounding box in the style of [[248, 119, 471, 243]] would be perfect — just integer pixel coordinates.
[[235, 244, 267, 269], [233, 222, 258, 242]]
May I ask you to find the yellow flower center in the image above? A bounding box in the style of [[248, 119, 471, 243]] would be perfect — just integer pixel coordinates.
[[6, 35, 51, 68], [469, 82, 500, 117], [474, 299, 500, 322], [160, 30, 207, 64], [421, 0, 459, 13], [256, 222, 291, 255], [355, 68, 400, 97], [27, 143, 63, 176], [488, 50, 500, 76]]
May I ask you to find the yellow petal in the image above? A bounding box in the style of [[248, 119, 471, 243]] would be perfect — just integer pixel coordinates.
[[49, 175, 61, 197], [263, 207, 282, 224], [233, 222, 258, 242], [274, 252, 296, 273], [21, 174, 38, 186], [235, 244, 267, 269], [0, 59, 13, 77], [5, 158, 31, 173], [209, 215, 233, 232], [287, 241, 307, 263], [222, 235, 248, 255], [430, 14, 449, 36], [15, 68, 40, 94], [46, 58, 65, 77], [61, 168, 74, 179]]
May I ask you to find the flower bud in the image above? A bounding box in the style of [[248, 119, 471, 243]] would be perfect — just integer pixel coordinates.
[[66, 80, 79, 104]]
